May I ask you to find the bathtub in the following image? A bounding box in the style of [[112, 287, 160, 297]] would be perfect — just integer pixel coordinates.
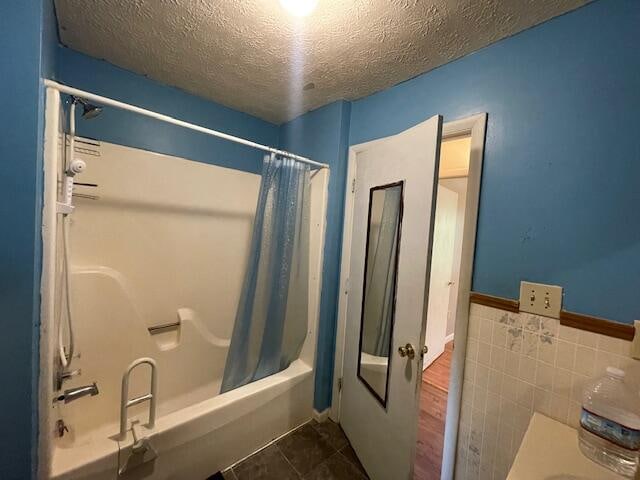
[[52, 359, 314, 479], [50, 266, 317, 479], [40, 133, 329, 479]]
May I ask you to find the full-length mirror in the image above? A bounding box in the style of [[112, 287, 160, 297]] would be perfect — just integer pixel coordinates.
[[357, 181, 404, 406]]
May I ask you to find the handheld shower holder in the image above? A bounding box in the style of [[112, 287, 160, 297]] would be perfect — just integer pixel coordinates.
[[56, 176, 75, 214], [56, 159, 87, 215]]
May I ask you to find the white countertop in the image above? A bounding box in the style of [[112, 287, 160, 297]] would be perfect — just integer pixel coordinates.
[[507, 413, 626, 480]]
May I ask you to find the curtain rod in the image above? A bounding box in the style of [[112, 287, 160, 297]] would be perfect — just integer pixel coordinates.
[[43, 79, 329, 170]]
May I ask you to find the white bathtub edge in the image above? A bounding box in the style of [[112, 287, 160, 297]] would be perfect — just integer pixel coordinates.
[[51, 360, 313, 479]]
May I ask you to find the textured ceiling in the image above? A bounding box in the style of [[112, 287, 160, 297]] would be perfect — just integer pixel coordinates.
[[55, 0, 589, 124]]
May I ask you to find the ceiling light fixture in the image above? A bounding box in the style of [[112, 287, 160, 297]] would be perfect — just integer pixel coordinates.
[[279, 0, 318, 17]]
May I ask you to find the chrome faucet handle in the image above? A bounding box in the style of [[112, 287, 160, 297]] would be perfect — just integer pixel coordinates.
[[55, 368, 82, 391], [61, 368, 82, 380], [56, 419, 69, 438], [61, 347, 81, 361]]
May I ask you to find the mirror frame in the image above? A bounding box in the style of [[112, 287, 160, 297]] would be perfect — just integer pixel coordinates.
[[356, 180, 405, 408]]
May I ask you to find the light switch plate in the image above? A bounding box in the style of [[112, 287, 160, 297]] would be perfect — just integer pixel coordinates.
[[519, 281, 563, 318]]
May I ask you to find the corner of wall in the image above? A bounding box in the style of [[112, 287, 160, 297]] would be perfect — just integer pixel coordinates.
[[34, 1, 60, 477], [313, 100, 352, 413]]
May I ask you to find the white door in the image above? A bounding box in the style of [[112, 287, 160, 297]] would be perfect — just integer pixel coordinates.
[[423, 184, 458, 368], [340, 115, 442, 480]]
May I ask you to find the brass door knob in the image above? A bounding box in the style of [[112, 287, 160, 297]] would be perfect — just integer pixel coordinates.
[[421, 346, 428, 357], [398, 343, 416, 359]]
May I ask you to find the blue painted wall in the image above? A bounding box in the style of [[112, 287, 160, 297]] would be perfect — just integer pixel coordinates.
[[56, 47, 280, 174], [7, 1, 638, 471], [0, 1, 56, 478], [280, 101, 351, 411], [350, 0, 640, 324]]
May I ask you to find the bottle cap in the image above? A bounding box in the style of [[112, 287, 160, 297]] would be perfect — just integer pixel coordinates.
[[606, 366, 625, 379]]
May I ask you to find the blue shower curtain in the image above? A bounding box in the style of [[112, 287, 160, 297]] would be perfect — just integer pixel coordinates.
[[221, 154, 311, 393]]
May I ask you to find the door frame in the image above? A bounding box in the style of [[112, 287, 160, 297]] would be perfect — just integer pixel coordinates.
[[330, 113, 487, 480]]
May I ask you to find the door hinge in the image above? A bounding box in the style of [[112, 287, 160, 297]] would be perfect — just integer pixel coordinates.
[[338, 377, 343, 392], [351, 178, 356, 193]]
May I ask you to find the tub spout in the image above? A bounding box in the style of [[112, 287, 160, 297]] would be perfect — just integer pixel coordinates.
[[56, 382, 99, 404]]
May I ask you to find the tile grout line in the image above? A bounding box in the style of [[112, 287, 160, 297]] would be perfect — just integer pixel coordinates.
[[279, 438, 317, 479], [273, 441, 304, 479], [336, 441, 370, 477], [307, 421, 366, 478], [225, 420, 312, 471], [330, 450, 368, 480], [233, 418, 364, 479]]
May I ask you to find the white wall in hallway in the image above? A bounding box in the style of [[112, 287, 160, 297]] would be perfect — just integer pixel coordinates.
[[439, 177, 468, 339]]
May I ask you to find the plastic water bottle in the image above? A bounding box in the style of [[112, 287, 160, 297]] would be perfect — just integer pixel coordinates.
[[578, 367, 640, 477]]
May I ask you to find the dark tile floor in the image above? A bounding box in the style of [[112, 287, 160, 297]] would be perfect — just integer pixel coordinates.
[[221, 420, 369, 480]]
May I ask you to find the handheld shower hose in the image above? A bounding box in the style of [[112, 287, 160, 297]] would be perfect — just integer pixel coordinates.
[[58, 215, 74, 368], [57, 95, 102, 372], [57, 101, 77, 369]]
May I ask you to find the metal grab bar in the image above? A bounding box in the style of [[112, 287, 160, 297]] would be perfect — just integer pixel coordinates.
[[119, 357, 158, 440], [147, 320, 180, 334]]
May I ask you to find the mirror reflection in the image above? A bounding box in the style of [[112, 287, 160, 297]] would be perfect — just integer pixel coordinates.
[[358, 182, 404, 406]]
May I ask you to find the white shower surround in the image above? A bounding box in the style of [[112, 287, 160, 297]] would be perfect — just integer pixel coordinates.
[[40, 89, 329, 479]]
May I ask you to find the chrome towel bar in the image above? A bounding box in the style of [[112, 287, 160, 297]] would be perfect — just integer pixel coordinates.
[[147, 320, 180, 334]]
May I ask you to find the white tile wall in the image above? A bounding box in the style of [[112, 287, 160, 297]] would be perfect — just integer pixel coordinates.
[[455, 304, 638, 480]]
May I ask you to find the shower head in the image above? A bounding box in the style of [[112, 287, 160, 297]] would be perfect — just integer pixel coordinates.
[[81, 103, 102, 119], [72, 96, 103, 120]]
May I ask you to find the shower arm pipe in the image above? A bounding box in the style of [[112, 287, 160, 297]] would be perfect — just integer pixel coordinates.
[[44, 79, 329, 170]]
